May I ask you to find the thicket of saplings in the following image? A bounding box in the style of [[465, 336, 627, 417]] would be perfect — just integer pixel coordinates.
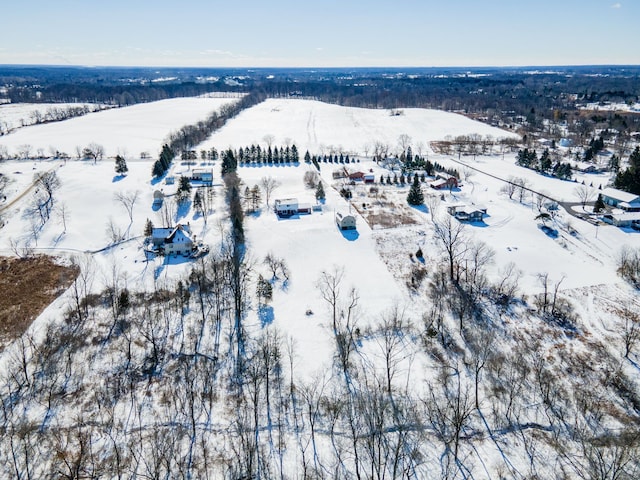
[[2, 181, 640, 479]]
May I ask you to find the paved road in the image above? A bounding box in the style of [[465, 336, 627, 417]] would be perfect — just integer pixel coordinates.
[[447, 156, 598, 221]]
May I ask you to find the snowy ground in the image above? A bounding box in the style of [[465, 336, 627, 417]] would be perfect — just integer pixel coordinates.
[[0, 102, 106, 133], [1, 96, 638, 337], [2, 96, 640, 478], [199, 98, 519, 156], [0, 96, 240, 159]]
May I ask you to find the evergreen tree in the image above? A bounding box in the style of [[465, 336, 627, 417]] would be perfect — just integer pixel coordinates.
[[304, 150, 311, 164], [256, 274, 273, 304], [176, 175, 192, 203], [593, 193, 605, 213], [539, 149, 552, 172], [407, 175, 424, 206], [159, 144, 174, 170], [221, 148, 237, 176], [152, 160, 165, 178], [143, 218, 153, 237], [193, 189, 204, 215], [250, 185, 262, 212], [115, 155, 128, 175], [291, 144, 299, 162], [315, 181, 325, 201]]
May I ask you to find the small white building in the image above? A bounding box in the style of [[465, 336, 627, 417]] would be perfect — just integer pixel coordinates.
[[152, 190, 164, 207], [336, 212, 357, 230]]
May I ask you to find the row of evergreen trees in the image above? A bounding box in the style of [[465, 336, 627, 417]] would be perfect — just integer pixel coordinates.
[[237, 144, 300, 164], [152, 144, 175, 178], [516, 148, 573, 180]]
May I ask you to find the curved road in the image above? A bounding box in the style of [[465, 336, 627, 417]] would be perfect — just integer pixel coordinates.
[[447, 157, 597, 221]]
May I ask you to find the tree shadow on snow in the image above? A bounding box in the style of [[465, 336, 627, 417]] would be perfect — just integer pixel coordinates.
[[112, 175, 126, 183], [539, 224, 559, 238], [175, 200, 192, 221], [259, 305, 275, 328], [411, 204, 428, 214]]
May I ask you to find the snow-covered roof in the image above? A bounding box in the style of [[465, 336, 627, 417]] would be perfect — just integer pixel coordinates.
[[166, 225, 193, 244], [601, 187, 640, 204]]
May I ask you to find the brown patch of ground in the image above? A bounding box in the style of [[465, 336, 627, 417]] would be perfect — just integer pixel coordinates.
[[0, 255, 79, 349], [352, 197, 421, 229]]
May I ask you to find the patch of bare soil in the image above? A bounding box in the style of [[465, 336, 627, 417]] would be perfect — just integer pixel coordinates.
[[352, 196, 421, 229], [0, 255, 78, 349]]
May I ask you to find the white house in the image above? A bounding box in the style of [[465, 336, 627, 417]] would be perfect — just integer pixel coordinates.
[[336, 212, 357, 230], [275, 198, 299, 217], [601, 187, 640, 211], [150, 224, 194, 255]]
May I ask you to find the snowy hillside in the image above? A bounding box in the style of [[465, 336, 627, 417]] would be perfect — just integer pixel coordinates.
[[0, 96, 241, 159], [200, 98, 518, 156]]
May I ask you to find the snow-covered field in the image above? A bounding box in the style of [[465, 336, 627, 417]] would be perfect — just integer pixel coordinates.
[[0, 102, 106, 134], [0, 96, 240, 159], [1, 96, 638, 335], [200, 98, 519, 155], [2, 96, 640, 478]]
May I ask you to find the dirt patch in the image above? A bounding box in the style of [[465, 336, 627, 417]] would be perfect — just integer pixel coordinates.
[[0, 255, 79, 349]]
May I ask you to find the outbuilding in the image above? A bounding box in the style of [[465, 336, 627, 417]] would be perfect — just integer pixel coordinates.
[[336, 212, 357, 230]]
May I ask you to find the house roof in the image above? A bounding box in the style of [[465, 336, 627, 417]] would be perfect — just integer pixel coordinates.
[[166, 225, 193, 244], [601, 187, 640, 204]]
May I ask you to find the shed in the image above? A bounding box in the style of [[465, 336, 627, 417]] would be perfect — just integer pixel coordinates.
[[152, 190, 164, 207], [336, 212, 356, 230]]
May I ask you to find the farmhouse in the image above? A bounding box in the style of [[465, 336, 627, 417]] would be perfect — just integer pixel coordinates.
[[447, 205, 485, 222], [274, 198, 312, 217], [191, 168, 213, 184], [429, 175, 459, 190], [600, 187, 640, 211], [336, 212, 357, 230], [150, 224, 195, 255]]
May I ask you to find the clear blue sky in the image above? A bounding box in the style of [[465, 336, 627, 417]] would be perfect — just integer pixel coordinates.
[[1, 0, 638, 67]]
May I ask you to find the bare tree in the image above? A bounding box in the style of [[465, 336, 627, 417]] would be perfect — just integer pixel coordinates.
[[433, 215, 467, 282], [397, 134, 412, 154], [57, 202, 69, 234], [114, 190, 140, 235], [500, 177, 518, 200], [260, 176, 281, 208], [574, 184, 595, 210], [263, 134, 275, 148]]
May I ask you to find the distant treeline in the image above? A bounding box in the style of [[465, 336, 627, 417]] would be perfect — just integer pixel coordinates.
[[6, 82, 244, 106]]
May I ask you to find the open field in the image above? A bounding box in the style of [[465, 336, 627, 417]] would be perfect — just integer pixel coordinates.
[[0, 255, 78, 350]]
